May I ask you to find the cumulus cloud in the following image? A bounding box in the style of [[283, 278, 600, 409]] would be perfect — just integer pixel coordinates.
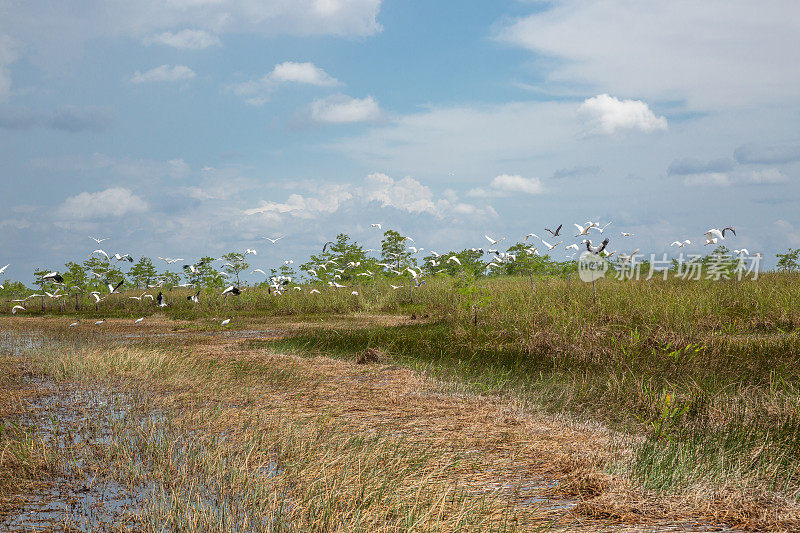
[[734, 143, 800, 165], [495, 1, 800, 109], [270, 61, 341, 86], [143, 29, 221, 49], [467, 174, 545, 198], [490, 174, 545, 195], [243, 173, 494, 223], [131, 65, 196, 83], [57, 188, 148, 219], [309, 94, 382, 123], [0, 105, 113, 132], [668, 157, 735, 176], [230, 61, 341, 105], [244, 186, 353, 220], [578, 94, 667, 135], [361, 173, 437, 214]]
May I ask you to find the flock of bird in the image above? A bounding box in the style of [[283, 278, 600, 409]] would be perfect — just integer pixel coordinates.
[[1, 223, 747, 325]]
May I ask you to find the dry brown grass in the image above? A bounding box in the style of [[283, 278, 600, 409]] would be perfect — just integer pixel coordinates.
[[3, 316, 800, 530]]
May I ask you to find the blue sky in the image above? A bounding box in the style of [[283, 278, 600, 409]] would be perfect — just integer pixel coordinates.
[[1, 0, 799, 282]]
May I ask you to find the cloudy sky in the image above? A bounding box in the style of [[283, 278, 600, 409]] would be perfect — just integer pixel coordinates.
[[2, 0, 799, 281]]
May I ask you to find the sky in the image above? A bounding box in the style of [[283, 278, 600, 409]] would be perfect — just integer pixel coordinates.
[[1, 0, 799, 283]]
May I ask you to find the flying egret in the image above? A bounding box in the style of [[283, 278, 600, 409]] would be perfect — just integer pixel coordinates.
[[90, 249, 109, 260], [565, 244, 579, 251], [541, 239, 563, 251], [734, 249, 750, 256], [310, 289, 321, 294], [0, 264, 9, 275], [262, 236, 283, 244], [706, 227, 735, 244], [621, 232, 634, 237], [545, 224, 563, 237], [671, 240, 691, 248], [574, 223, 595, 236], [222, 285, 241, 296], [89, 235, 109, 244], [244, 249, 257, 256], [590, 222, 612, 234], [523, 233, 540, 242], [485, 235, 504, 246], [252, 269, 267, 276], [370, 223, 382, 229], [447, 256, 461, 265], [113, 253, 133, 263], [11, 305, 25, 314]]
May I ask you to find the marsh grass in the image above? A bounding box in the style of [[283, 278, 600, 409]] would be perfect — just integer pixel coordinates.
[[2, 334, 556, 531]]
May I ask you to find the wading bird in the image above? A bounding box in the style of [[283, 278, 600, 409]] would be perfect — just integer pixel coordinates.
[[584, 238, 610, 255], [541, 239, 563, 251]]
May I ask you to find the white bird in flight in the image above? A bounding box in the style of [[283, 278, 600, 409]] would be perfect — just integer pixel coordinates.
[[621, 232, 634, 237], [671, 240, 691, 248], [261, 236, 283, 244], [485, 235, 504, 246], [370, 223, 382, 230], [88, 235, 109, 244], [447, 256, 461, 265], [574, 223, 595, 236], [11, 305, 25, 314], [541, 239, 563, 251]]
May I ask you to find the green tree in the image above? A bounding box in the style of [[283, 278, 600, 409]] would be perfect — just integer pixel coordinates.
[[776, 248, 800, 273], [159, 271, 182, 290], [221, 252, 250, 287], [129, 257, 158, 288], [380, 230, 416, 274], [184, 257, 225, 288], [301, 233, 373, 283]]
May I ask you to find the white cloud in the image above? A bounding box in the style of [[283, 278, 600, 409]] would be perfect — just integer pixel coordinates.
[[309, 94, 382, 123], [270, 61, 340, 86], [143, 29, 221, 49], [495, 1, 800, 109], [775, 220, 800, 247], [490, 174, 545, 195], [244, 187, 353, 219], [230, 61, 341, 105], [57, 188, 148, 219], [361, 173, 437, 214], [130, 65, 196, 83], [578, 94, 667, 135]]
